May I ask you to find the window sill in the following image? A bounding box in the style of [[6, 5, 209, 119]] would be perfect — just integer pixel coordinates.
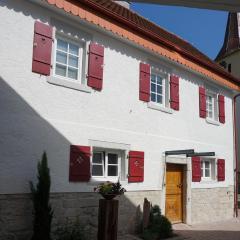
[[47, 76, 91, 93], [206, 118, 220, 126], [200, 178, 217, 183], [87, 177, 126, 186], [148, 102, 173, 114]]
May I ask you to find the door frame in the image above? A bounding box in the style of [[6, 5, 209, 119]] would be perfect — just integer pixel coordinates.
[[161, 155, 192, 225]]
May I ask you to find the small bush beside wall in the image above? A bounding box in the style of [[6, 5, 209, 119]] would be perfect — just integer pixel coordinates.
[[53, 218, 88, 240], [142, 205, 173, 240]]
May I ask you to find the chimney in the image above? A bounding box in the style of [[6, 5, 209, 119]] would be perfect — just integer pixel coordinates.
[[114, 1, 130, 9]]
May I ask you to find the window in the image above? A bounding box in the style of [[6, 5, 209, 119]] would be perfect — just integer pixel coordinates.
[[228, 64, 232, 73], [201, 158, 215, 181], [55, 37, 83, 81], [92, 151, 121, 179], [206, 92, 217, 120], [206, 94, 214, 119], [219, 61, 226, 69], [150, 71, 168, 106]]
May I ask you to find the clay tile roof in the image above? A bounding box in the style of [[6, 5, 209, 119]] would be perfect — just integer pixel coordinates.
[[216, 12, 240, 61], [49, 0, 240, 86]]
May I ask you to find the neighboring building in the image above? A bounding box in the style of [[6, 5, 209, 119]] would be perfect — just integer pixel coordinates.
[[0, 0, 240, 239], [216, 12, 240, 77], [215, 12, 240, 196]]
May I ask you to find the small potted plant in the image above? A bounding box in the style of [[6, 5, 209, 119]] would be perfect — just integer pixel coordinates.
[[94, 180, 126, 200]]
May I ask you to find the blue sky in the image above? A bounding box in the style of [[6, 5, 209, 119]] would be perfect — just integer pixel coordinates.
[[131, 3, 228, 60]]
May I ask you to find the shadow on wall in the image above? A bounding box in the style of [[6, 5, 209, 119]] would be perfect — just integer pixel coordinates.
[[0, 76, 145, 240]]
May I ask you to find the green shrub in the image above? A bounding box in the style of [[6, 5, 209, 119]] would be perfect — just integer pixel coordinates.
[[30, 152, 53, 240], [53, 218, 87, 240], [142, 205, 173, 240]]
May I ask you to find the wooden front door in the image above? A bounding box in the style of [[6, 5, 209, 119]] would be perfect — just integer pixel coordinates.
[[165, 164, 183, 223]]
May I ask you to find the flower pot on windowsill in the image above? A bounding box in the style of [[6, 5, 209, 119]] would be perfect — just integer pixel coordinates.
[[100, 193, 118, 200]]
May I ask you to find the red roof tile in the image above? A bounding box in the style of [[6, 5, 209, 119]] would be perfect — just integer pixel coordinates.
[[47, 0, 240, 87], [79, 0, 240, 85]]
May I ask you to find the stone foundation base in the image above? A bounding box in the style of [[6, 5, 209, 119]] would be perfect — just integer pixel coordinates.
[[191, 186, 234, 224], [0, 191, 161, 240], [0, 187, 235, 239]]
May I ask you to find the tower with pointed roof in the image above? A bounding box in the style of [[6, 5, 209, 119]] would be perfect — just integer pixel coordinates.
[[216, 12, 240, 76]]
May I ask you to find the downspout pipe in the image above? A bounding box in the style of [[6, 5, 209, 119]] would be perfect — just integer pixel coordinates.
[[233, 93, 240, 217]]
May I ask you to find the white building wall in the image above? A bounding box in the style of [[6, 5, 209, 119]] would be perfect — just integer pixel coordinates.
[[0, 0, 235, 195]]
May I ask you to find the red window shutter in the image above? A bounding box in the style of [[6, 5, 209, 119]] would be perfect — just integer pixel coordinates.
[[199, 87, 206, 118], [170, 75, 179, 110], [218, 95, 225, 123], [87, 43, 104, 90], [69, 145, 91, 182], [217, 159, 225, 181], [128, 151, 144, 182], [192, 156, 201, 182], [32, 21, 53, 75], [139, 63, 150, 102]]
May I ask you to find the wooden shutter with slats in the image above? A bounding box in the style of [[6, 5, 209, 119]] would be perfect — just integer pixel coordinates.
[[128, 151, 144, 182], [32, 21, 53, 75], [87, 43, 104, 90], [69, 145, 91, 182]]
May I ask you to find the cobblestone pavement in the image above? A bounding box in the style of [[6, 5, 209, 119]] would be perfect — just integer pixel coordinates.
[[173, 217, 240, 240], [120, 217, 240, 240]]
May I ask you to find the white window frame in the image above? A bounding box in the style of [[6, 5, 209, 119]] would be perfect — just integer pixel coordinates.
[[53, 35, 83, 82], [91, 150, 121, 181], [206, 91, 218, 122], [150, 69, 169, 107], [201, 158, 216, 181]]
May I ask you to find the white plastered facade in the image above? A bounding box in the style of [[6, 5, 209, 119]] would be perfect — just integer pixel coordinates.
[[0, 0, 236, 225]]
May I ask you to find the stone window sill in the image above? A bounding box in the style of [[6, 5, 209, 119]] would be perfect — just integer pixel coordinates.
[[47, 76, 91, 93], [87, 178, 127, 186], [206, 118, 220, 126], [148, 102, 173, 114], [200, 178, 217, 183]]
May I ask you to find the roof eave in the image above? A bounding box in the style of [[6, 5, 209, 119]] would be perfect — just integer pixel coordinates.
[[80, 0, 240, 85]]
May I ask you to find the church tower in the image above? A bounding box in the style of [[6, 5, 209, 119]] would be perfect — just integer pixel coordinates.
[[216, 12, 240, 77]]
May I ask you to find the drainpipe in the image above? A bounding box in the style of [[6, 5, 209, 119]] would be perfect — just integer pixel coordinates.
[[233, 93, 240, 217]]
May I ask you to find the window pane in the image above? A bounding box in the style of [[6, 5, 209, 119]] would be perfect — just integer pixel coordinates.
[[151, 83, 156, 92], [93, 153, 103, 164], [157, 85, 162, 94], [205, 169, 210, 177], [151, 93, 156, 102], [68, 55, 78, 68], [151, 74, 156, 83], [156, 95, 162, 104], [205, 161, 210, 169], [108, 165, 118, 176], [156, 76, 162, 85], [68, 67, 78, 80], [108, 154, 118, 164], [69, 43, 79, 55], [56, 51, 67, 64], [57, 39, 68, 52], [56, 64, 66, 77], [92, 165, 103, 176]]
